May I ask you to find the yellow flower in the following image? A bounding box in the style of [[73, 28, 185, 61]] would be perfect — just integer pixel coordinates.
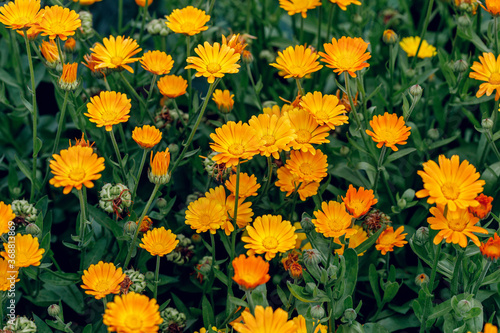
[[39, 5, 81, 40], [428, 206, 487, 247], [481, 0, 500, 15], [225, 173, 261, 198], [0, 258, 19, 291], [365, 112, 411, 151], [248, 113, 296, 159], [242, 215, 297, 261], [212, 89, 234, 113], [416, 155, 485, 211], [1, 234, 45, 267], [140, 227, 179, 256], [40, 39, 59, 65], [135, 0, 153, 7], [300, 91, 348, 130], [231, 306, 297, 333], [83, 53, 106, 78], [209, 121, 260, 168], [399, 36, 436, 59], [0, 202, 15, 235], [342, 185, 378, 218], [376, 226, 407, 255], [132, 125, 162, 149], [293, 315, 327, 333], [275, 166, 319, 201], [157, 75, 188, 99], [286, 149, 328, 183], [270, 45, 323, 78], [186, 197, 227, 234], [469, 52, 500, 101], [49, 146, 105, 194], [329, 0, 361, 11], [205, 186, 254, 232], [84, 91, 131, 131], [232, 254, 270, 290], [319, 36, 371, 77], [90, 35, 142, 73], [222, 34, 248, 56], [186, 42, 241, 83], [81, 261, 125, 299], [59, 63, 78, 91], [287, 107, 330, 153], [103, 292, 163, 332], [0, 0, 42, 31], [140, 50, 174, 75], [149, 149, 171, 184], [480, 233, 500, 261], [165, 6, 210, 36], [17, 18, 43, 40], [334, 225, 369, 256], [72, 0, 102, 5], [312, 201, 356, 238], [278, 0, 322, 18]]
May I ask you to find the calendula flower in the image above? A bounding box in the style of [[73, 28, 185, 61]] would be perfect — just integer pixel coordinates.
[[64, 37, 76, 51], [40, 39, 59, 66], [157, 74, 188, 99], [73, 0, 102, 5], [300, 91, 348, 130], [480, 0, 500, 15], [469, 52, 500, 101], [185, 197, 227, 234], [312, 201, 356, 238], [84, 91, 131, 131], [83, 53, 106, 78], [334, 224, 368, 256], [416, 155, 485, 211], [59, 63, 78, 91], [455, 0, 478, 14], [140, 50, 174, 75], [287, 108, 330, 153], [70, 132, 93, 148], [50, 146, 105, 194], [242, 215, 297, 261], [135, 0, 153, 7], [270, 45, 323, 79], [293, 315, 327, 333], [186, 42, 240, 83], [279, 0, 322, 18], [1, 234, 45, 267], [329, 0, 361, 11], [209, 121, 260, 167], [275, 166, 320, 201], [232, 306, 297, 333], [428, 206, 487, 247], [103, 292, 163, 332], [136, 216, 153, 232], [132, 125, 162, 149], [365, 113, 411, 151], [383, 29, 398, 44], [232, 254, 270, 290], [0, 202, 15, 235], [399, 36, 436, 59], [480, 234, 500, 261], [376, 226, 407, 255], [205, 185, 254, 231], [469, 194, 493, 219], [342, 185, 378, 218], [140, 227, 179, 256], [0, 0, 42, 31], [225, 173, 261, 198], [39, 5, 81, 40], [222, 34, 248, 56], [17, 19, 43, 40], [81, 261, 125, 299], [149, 149, 170, 184], [90, 35, 142, 73], [212, 89, 234, 113], [0, 258, 19, 291], [165, 6, 210, 36], [286, 149, 328, 183], [248, 113, 296, 159], [319, 36, 371, 77]]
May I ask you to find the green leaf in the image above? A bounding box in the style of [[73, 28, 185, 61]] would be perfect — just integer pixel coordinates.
[[428, 135, 459, 150], [213, 267, 228, 286], [229, 296, 248, 308], [39, 270, 80, 286], [381, 281, 400, 304], [87, 205, 123, 239], [342, 248, 358, 298], [355, 227, 383, 255], [0, 67, 21, 88], [14, 155, 41, 189], [369, 264, 382, 306], [277, 285, 290, 308], [202, 295, 215, 328], [82, 325, 92, 333], [32, 314, 53, 333], [384, 148, 417, 165], [287, 281, 330, 303]]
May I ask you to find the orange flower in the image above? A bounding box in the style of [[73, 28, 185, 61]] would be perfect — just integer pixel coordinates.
[[365, 113, 411, 151], [149, 149, 171, 184], [222, 34, 248, 56], [132, 125, 162, 149], [40, 40, 59, 65], [165, 6, 210, 36], [286, 149, 328, 183], [342, 185, 378, 218], [481, 0, 500, 15], [140, 50, 174, 75], [39, 5, 81, 40], [270, 45, 323, 78], [212, 89, 234, 113], [469, 52, 500, 101], [469, 194, 493, 219], [232, 254, 270, 290], [90, 35, 142, 74], [279, 0, 322, 18], [135, 0, 153, 7], [64, 37, 76, 51], [157, 75, 188, 98], [0, 0, 43, 31], [312, 201, 356, 238], [375, 226, 407, 255], [300, 92, 348, 130], [480, 234, 500, 261], [59, 63, 78, 91], [225, 173, 260, 198], [84, 91, 131, 131], [185, 42, 240, 83], [329, 0, 361, 10], [319, 36, 371, 77], [275, 166, 319, 201]]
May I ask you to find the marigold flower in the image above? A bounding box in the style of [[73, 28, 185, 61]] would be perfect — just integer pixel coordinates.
[[329, 0, 361, 11], [286, 149, 328, 183], [149, 149, 171, 184], [270, 45, 323, 79], [135, 0, 153, 7], [232, 254, 270, 290], [399, 36, 436, 59], [185, 197, 227, 234], [375, 226, 407, 255], [365, 112, 411, 151], [50, 146, 105, 194], [383, 29, 398, 44], [480, 234, 500, 261], [0, 202, 15, 235], [140, 50, 174, 75], [481, 0, 500, 15], [64, 37, 76, 51], [232, 306, 297, 333], [469, 52, 500, 101], [222, 34, 248, 56], [40, 39, 59, 65], [39, 5, 80, 40], [103, 292, 163, 332], [469, 194, 493, 219], [81, 261, 125, 299], [140, 227, 179, 257], [334, 224, 368, 256], [294, 315, 327, 333], [132, 125, 162, 149], [275, 166, 319, 201], [248, 113, 296, 159], [342, 185, 378, 218], [85, 91, 131, 131], [17, 19, 42, 40], [0, 258, 19, 291], [1, 234, 45, 267], [287, 108, 330, 153], [312, 201, 356, 238], [319, 36, 371, 77], [136, 215, 153, 232], [90, 35, 142, 73], [83, 53, 105, 78], [428, 206, 487, 247], [209, 121, 260, 168], [279, 0, 321, 18], [70, 133, 93, 148], [165, 6, 210, 36], [72, 0, 102, 5], [0, 0, 42, 31], [59, 63, 78, 91], [185, 41, 240, 84], [300, 91, 348, 130], [205, 185, 254, 231], [212, 89, 234, 113], [242, 215, 297, 261], [416, 155, 485, 211], [225, 173, 260, 198], [157, 75, 188, 99]]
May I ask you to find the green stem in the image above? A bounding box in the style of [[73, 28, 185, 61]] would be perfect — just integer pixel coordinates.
[[138, 0, 149, 57], [450, 246, 465, 295], [123, 183, 161, 268], [186, 35, 193, 115], [102, 297, 107, 308], [132, 149, 149, 202], [233, 162, 241, 226], [472, 260, 492, 296], [109, 130, 127, 181], [326, 3, 335, 42], [52, 90, 70, 155], [410, 0, 434, 69], [56, 37, 65, 67], [245, 289, 255, 313], [300, 15, 304, 43], [172, 99, 188, 130], [261, 156, 273, 196], [429, 241, 442, 292], [485, 129, 500, 162], [119, 72, 147, 119], [295, 77, 305, 96], [78, 189, 88, 271], [10, 31, 24, 93], [373, 146, 387, 195], [316, 5, 322, 51], [419, 241, 442, 333], [154, 255, 161, 299], [118, 0, 123, 33], [246, 63, 262, 109], [388, 44, 394, 112], [288, 182, 301, 221], [145, 74, 157, 123], [118, 123, 128, 154]]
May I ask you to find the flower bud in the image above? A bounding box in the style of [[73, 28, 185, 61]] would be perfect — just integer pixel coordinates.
[[124, 221, 137, 235], [327, 264, 339, 279], [415, 227, 429, 245], [145, 271, 155, 280], [300, 216, 315, 232], [310, 305, 325, 319], [340, 146, 350, 157], [453, 59, 468, 73], [48, 304, 60, 318], [4, 316, 37, 332], [288, 262, 303, 280], [156, 198, 167, 209], [405, 68, 416, 78], [11, 187, 21, 197], [383, 29, 398, 44], [160, 307, 187, 331], [409, 84, 423, 99], [343, 308, 357, 323], [352, 14, 362, 24], [397, 198, 407, 210], [482, 118, 494, 130], [191, 234, 202, 243], [303, 249, 322, 266], [26, 223, 41, 238], [11, 199, 38, 223], [427, 128, 440, 140], [457, 15, 471, 28], [124, 269, 147, 293], [79, 11, 94, 37], [168, 143, 179, 154], [415, 273, 429, 287], [456, 299, 472, 314]]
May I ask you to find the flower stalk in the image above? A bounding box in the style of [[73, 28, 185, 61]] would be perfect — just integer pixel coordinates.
[[154, 255, 161, 299], [109, 129, 127, 181]]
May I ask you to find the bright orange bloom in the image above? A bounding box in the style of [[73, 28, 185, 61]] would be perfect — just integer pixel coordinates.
[[1, 234, 45, 267], [185, 197, 226, 234], [135, 0, 153, 7], [334, 225, 369, 256], [286, 149, 328, 183], [481, 0, 500, 15], [149, 149, 170, 184], [81, 261, 125, 299], [279, 0, 322, 18], [300, 92, 348, 130], [399, 37, 436, 59], [225, 173, 261, 198], [185, 42, 240, 83], [39, 5, 81, 40], [231, 306, 297, 333], [469, 194, 493, 219], [222, 34, 248, 56], [64, 37, 76, 51], [73, 0, 102, 5], [140, 50, 174, 75], [469, 52, 500, 101], [157, 75, 188, 98], [232, 254, 270, 290], [0, 202, 15, 235], [329, 0, 361, 10], [480, 234, 500, 261], [270, 45, 323, 78], [212, 89, 234, 113], [0, 0, 42, 31], [287, 107, 330, 154], [312, 201, 356, 238], [132, 125, 162, 149], [84, 91, 131, 131], [59, 63, 78, 90], [248, 113, 296, 159], [342, 185, 378, 218], [90, 35, 142, 74], [40, 39, 59, 65], [365, 112, 411, 151], [319, 36, 371, 77], [165, 6, 210, 36], [375, 226, 407, 255], [275, 166, 319, 201], [140, 227, 179, 256]]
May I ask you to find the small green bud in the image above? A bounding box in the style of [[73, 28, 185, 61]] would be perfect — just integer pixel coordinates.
[[48, 304, 60, 318], [453, 59, 468, 73], [310, 305, 325, 319], [156, 198, 167, 209], [124, 221, 137, 236], [124, 269, 147, 293], [303, 249, 322, 266], [415, 273, 429, 287], [343, 308, 357, 323], [482, 118, 494, 130], [397, 198, 407, 210], [327, 264, 339, 279], [145, 271, 155, 280], [300, 216, 314, 232], [457, 15, 471, 28], [415, 227, 429, 245], [409, 84, 423, 99], [25, 223, 41, 238], [304, 282, 316, 295], [340, 146, 350, 157], [168, 143, 179, 154], [405, 68, 416, 78], [427, 128, 440, 140], [456, 299, 472, 314], [383, 29, 398, 44], [352, 14, 362, 24]]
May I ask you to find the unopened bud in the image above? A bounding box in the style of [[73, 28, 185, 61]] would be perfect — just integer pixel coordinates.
[[343, 308, 357, 322], [48, 304, 60, 317], [397, 198, 407, 210], [457, 15, 471, 28], [383, 29, 398, 44], [311, 305, 326, 319], [427, 128, 440, 140], [409, 85, 423, 99], [482, 118, 494, 130], [289, 262, 303, 280], [168, 143, 179, 154], [25, 223, 41, 237], [453, 59, 468, 73], [124, 221, 137, 235], [340, 146, 350, 157], [303, 249, 322, 266], [156, 198, 167, 209], [145, 271, 155, 280], [352, 14, 362, 24], [300, 216, 314, 232], [415, 273, 429, 287], [456, 299, 472, 314], [415, 227, 429, 244]]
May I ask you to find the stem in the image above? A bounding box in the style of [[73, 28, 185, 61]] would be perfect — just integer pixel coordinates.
[[300, 15, 304, 43], [132, 149, 149, 202], [78, 189, 88, 271], [326, 3, 335, 43], [245, 289, 255, 313], [450, 246, 464, 295], [373, 146, 387, 195], [316, 5, 322, 51], [485, 129, 500, 162], [172, 99, 188, 130], [233, 162, 241, 226], [261, 156, 273, 196], [186, 35, 193, 115], [472, 260, 492, 296], [295, 77, 305, 96], [288, 182, 301, 221], [145, 74, 157, 123], [123, 183, 161, 268], [119, 72, 147, 119], [419, 241, 442, 333], [428, 241, 442, 293], [118, 123, 128, 154], [118, 0, 123, 33], [138, 0, 149, 56], [388, 44, 394, 112], [246, 63, 262, 109], [52, 90, 70, 155], [410, 0, 434, 69], [102, 297, 107, 308], [154, 255, 160, 299], [56, 37, 65, 67], [109, 130, 127, 181]]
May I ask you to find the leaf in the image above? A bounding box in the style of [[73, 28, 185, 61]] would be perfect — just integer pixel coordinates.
[[0, 67, 21, 88], [39, 270, 80, 286], [384, 148, 417, 165], [32, 314, 53, 333], [14, 155, 41, 189], [82, 325, 92, 333], [287, 281, 330, 303], [355, 227, 383, 255], [202, 295, 215, 328], [369, 264, 382, 306], [213, 267, 228, 286], [277, 285, 290, 308], [428, 135, 459, 150], [228, 296, 248, 308], [87, 205, 123, 239], [381, 281, 400, 304], [342, 248, 358, 298]]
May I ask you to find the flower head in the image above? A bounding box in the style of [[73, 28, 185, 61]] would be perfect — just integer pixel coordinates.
[[212, 89, 234, 113], [186, 42, 240, 83], [73, 0, 102, 5], [90, 35, 142, 73], [287, 107, 330, 153], [149, 149, 171, 184], [205, 185, 254, 231], [232, 306, 297, 333], [135, 0, 153, 7], [248, 113, 296, 159], [85, 91, 131, 131], [365, 112, 411, 151], [480, 234, 500, 261], [469, 52, 500, 101], [140, 50, 174, 75], [312, 201, 356, 238], [279, 0, 322, 18], [481, 0, 500, 15], [157, 74, 188, 99], [242, 215, 297, 261], [342, 185, 378, 218], [225, 173, 261, 198], [185, 197, 226, 234], [0, 0, 42, 31], [132, 125, 162, 149], [59, 63, 78, 91], [0, 202, 15, 235], [1, 234, 45, 267], [383, 29, 398, 44], [293, 315, 327, 333], [319, 36, 371, 77], [455, 0, 478, 14], [81, 261, 125, 299], [50, 146, 105, 194], [232, 254, 270, 290], [329, 0, 361, 10], [222, 34, 248, 56], [286, 149, 328, 183], [376, 226, 407, 255], [103, 292, 163, 332], [136, 216, 153, 232], [275, 166, 319, 201], [300, 91, 348, 129], [399, 36, 436, 58], [165, 6, 210, 36], [39, 5, 81, 40], [416, 155, 485, 211], [40, 39, 59, 66], [469, 194, 493, 219], [64, 37, 76, 51], [270, 45, 323, 78], [83, 53, 106, 78], [0, 258, 19, 291], [140, 227, 179, 256]]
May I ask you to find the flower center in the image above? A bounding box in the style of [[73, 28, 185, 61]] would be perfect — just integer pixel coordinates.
[[199, 214, 211, 226], [69, 168, 86, 182], [124, 316, 143, 330], [299, 163, 312, 175], [16, 252, 27, 265], [262, 135, 276, 146], [316, 110, 328, 120], [180, 22, 195, 32], [485, 243, 500, 257], [490, 72, 500, 85], [262, 236, 278, 249], [94, 279, 111, 292], [153, 243, 165, 252], [442, 182, 460, 200], [337, 55, 355, 69], [228, 144, 244, 156], [296, 129, 312, 143], [379, 233, 396, 245], [348, 200, 366, 216], [110, 56, 123, 66], [379, 130, 397, 143], [448, 218, 467, 232], [207, 63, 222, 74], [289, 65, 304, 76], [327, 219, 343, 232]]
